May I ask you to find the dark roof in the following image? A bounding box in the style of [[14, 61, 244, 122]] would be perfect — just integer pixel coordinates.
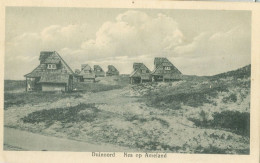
[[43, 57, 61, 64], [39, 51, 53, 63], [81, 64, 92, 71], [133, 63, 142, 70], [38, 73, 70, 84], [25, 51, 75, 78], [94, 65, 103, 71], [151, 57, 181, 75], [154, 57, 170, 66], [75, 69, 81, 74], [78, 64, 96, 79], [130, 63, 151, 78], [107, 65, 119, 72]]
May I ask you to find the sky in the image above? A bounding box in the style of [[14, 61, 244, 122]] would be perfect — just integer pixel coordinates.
[[5, 7, 251, 80]]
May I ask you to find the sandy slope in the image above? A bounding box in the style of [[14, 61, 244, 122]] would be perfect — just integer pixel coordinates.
[[4, 80, 250, 153]]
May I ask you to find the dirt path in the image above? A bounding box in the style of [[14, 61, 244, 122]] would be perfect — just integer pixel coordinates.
[[4, 127, 132, 151]]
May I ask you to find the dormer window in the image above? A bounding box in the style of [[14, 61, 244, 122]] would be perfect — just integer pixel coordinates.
[[47, 64, 56, 69], [164, 66, 171, 70]]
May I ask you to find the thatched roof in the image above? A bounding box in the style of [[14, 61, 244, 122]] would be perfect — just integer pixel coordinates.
[[154, 57, 170, 67], [107, 65, 119, 72], [152, 57, 181, 75], [25, 51, 75, 78], [94, 65, 103, 71], [75, 69, 81, 74], [78, 64, 95, 79], [130, 63, 151, 78], [133, 63, 142, 70]]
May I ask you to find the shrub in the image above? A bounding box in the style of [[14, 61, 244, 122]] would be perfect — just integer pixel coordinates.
[[190, 111, 250, 137], [211, 111, 250, 136], [22, 103, 98, 127], [144, 85, 228, 109], [4, 91, 83, 109], [74, 82, 124, 93], [222, 93, 237, 103]]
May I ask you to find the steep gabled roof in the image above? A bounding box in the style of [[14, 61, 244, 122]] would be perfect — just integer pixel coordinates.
[[94, 65, 104, 71], [24, 51, 74, 78], [151, 57, 181, 75], [154, 57, 171, 66], [75, 69, 81, 74], [55, 51, 74, 74], [107, 65, 119, 72], [79, 64, 95, 79], [130, 63, 151, 78]]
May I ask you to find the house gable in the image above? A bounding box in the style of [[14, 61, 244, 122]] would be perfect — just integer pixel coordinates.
[[25, 51, 74, 78], [152, 57, 181, 76], [130, 63, 151, 78], [79, 64, 95, 79]]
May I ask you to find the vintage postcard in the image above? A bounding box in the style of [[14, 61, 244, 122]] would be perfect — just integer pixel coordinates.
[[0, 0, 259, 163]]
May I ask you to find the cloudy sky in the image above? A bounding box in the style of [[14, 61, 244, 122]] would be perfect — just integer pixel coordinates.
[[5, 7, 251, 80]]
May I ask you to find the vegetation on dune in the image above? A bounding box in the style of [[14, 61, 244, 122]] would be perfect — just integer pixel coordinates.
[[74, 76, 129, 92], [22, 103, 99, 127], [209, 64, 251, 80], [4, 80, 26, 91], [74, 82, 123, 93], [4, 76, 130, 109], [141, 83, 228, 109], [4, 65, 251, 154], [4, 92, 82, 109], [190, 111, 250, 137]]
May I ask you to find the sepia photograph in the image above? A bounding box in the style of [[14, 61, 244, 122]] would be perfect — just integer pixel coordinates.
[[1, 1, 260, 162], [3, 6, 252, 154]]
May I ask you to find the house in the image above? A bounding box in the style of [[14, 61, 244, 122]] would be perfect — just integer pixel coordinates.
[[75, 69, 81, 74], [24, 51, 75, 92], [77, 64, 96, 82], [94, 65, 105, 77], [106, 65, 119, 76], [151, 57, 182, 82], [130, 63, 151, 84]]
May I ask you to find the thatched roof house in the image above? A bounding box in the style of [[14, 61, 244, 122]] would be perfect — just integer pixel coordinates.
[[24, 51, 75, 92], [130, 63, 151, 84], [75, 69, 81, 74], [77, 64, 96, 82], [151, 57, 182, 82], [94, 65, 105, 77], [106, 65, 119, 76]]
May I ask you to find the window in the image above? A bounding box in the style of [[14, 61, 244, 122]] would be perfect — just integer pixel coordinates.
[[47, 64, 56, 69], [164, 67, 171, 70]]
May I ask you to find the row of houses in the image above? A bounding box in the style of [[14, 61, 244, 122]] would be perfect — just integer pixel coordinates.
[[129, 58, 182, 84], [24, 51, 120, 92], [74, 64, 119, 82], [24, 51, 181, 92]]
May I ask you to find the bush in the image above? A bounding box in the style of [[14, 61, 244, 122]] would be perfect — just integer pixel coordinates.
[[22, 103, 98, 127], [222, 93, 237, 103], [144, 85, 228, 109], [4, 91, 82, 109], [74, 82, 123, 93], [212, 111, 250, 136], [190, 111, 250, 137]]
